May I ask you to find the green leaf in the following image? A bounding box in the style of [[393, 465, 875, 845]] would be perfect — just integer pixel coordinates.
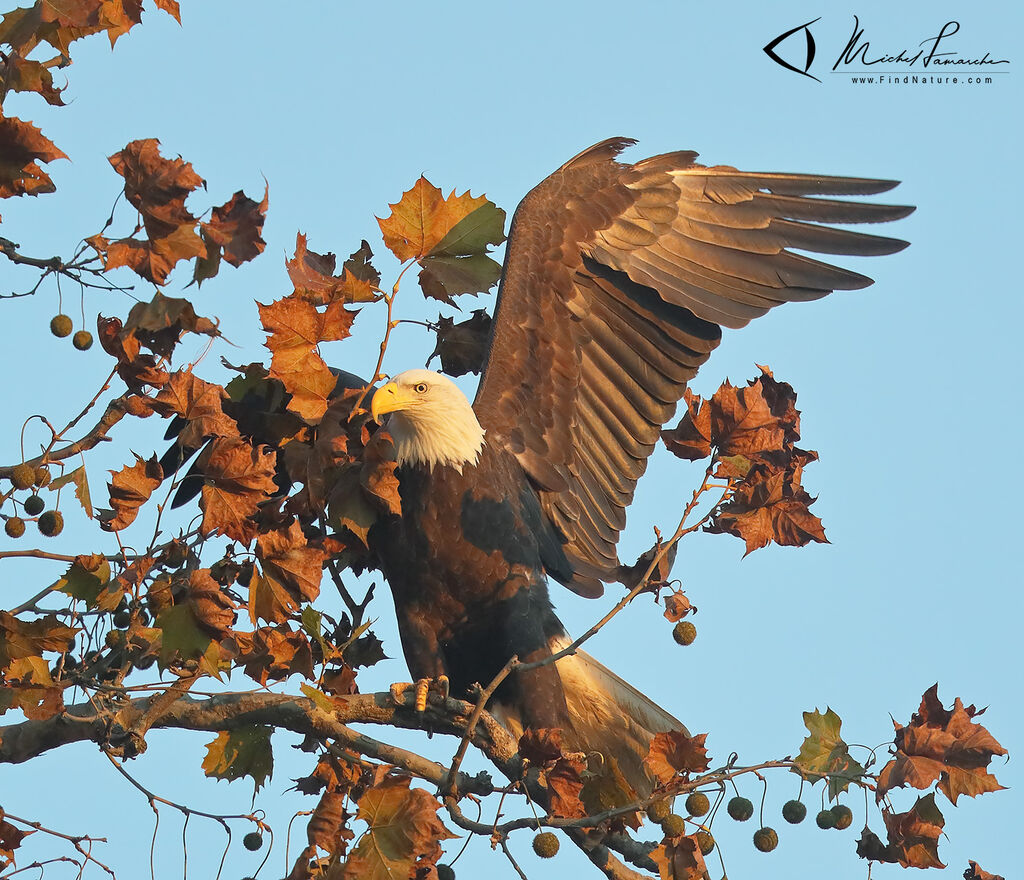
[[52, 556, 113, 608], [299, 681, 336, 713], [48, 466, 92, 518], [427, 201, 506, 257], [155, 604, 212, 667], [300, 606, 332, 660], [327, 467, 378, 548], [202, 725, 274, 791], [419, 252, 502, 302], [794, 707, 866, 800]]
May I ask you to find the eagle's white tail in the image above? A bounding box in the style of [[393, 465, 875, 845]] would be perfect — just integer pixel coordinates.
[[492, 634, 687, 798]]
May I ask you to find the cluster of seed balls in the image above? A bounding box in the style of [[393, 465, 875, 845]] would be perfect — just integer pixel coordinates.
[[50, 313, 93, 350], [647, 790, 853, 856], [3, 463, 63, 538]]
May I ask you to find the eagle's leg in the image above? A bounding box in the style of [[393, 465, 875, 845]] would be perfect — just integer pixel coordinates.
[[389, 675, 450, 711]]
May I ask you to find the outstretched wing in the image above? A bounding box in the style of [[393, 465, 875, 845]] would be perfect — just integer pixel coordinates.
[[472, 138, 913, 597]]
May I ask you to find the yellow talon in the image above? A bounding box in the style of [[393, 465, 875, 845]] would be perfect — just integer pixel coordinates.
[[415, 679, 429, 712], [390, 676, 450, 711]]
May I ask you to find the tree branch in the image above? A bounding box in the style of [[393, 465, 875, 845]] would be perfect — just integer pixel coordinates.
[[0, 396, 131, 477], [0, 690, 520, 774]]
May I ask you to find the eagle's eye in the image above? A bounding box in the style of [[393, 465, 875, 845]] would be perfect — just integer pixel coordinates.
[[413, 382, 428, 394]]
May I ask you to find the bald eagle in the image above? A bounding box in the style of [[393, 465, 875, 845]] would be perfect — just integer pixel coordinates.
[[368, 138, 912, 795]]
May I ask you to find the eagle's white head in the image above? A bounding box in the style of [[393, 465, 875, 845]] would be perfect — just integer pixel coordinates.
[[370, 369, 485, 472]]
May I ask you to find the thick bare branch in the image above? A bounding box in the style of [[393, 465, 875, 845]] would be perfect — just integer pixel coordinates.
[[0, 690, 519, 774]]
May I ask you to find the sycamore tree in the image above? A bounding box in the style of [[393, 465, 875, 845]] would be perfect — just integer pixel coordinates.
[[0, 5, 1009, 880]]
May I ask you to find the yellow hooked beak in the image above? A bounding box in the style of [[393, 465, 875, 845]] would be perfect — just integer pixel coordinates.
[[371, 381, 412, 423]]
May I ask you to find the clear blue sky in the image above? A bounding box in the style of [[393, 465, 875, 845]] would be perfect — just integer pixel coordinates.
[[2, 1, 1019, 878]]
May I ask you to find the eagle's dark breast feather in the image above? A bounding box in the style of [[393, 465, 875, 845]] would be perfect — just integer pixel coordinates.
[[369, 443, 573, 731]]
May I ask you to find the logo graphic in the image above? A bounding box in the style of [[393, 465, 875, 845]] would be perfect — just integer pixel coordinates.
[[763, 18, 822, 82]]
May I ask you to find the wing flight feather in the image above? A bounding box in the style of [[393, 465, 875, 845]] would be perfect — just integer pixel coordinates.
[[473, 139, 912, 595]]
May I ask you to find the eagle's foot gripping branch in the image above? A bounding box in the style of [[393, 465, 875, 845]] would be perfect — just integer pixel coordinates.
[[389, 675, 450, 712]]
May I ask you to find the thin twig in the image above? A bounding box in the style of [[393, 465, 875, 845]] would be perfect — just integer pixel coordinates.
[[444, 653, 519, 795], [2, 813, 115, 878]]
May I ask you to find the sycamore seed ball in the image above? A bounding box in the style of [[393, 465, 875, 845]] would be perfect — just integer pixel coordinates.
[[38, 510, 63, 537], [816, 809, 836, 830], [673, 620, 697, 646], [34, 466, 51, 487], [50, 314, 73, 337], [685, 792, 710, 817], [23, 494, 45, 516], [436, 865, 456, 880], [532, 831, 559, 858], [782, 799, 807, 824], [646, 799, 671, 824], [5, 517, 26, 538], [753, 827, 778, 852], [727, 795, 754, 822], [11, 463, 35, 490], [831, 804, 853, 830], [696, 830, 715, 855], [660, 813, 686, 837], [242, 831, 263, 851], [73, 330, 94, 351]]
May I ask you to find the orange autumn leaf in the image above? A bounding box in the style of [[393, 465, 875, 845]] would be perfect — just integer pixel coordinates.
[[186, 569, 237, 638], [547, 754, 587, 819], [662, 389, 712, 461], [650, 834, 708, 880], [0, 807, 29, 869], [234, 624, 314, 684], [0, 112, 67, 200], [197, 437, 277, 544], [91, 224, 207, 285], [709, 466, 827, 555], [286, 233, 380, 305], [201, 185, 268, 269], [152, 371, 239, 449], [259, 293, 357, 423], [345, 776, 456, 880], [255, 518, 325, 606], [378, 177, 506, 303], [883, 793, 946, 869], [0, 612, 78, 667], [99, 453, 163, 532], [709, 378, 786, 458], [644, 731, 710, 784], [151, 0, 181, 23], [377, 177, 497, 261], [0, 3, 102, 57], [3, 657, 65, 721], [123, 291, 219, 358], [965, 861, 1004, 880], [305, 790, 348, 855], [662, 589, 693, 622], [360, 431, 401, 517], [0, 55, 66, 105], [877, 684, 1007, 806], [108, 138, 203, 238]]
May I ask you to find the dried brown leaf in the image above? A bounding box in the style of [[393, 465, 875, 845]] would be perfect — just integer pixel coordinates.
[[99, 453, 163, 532]]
